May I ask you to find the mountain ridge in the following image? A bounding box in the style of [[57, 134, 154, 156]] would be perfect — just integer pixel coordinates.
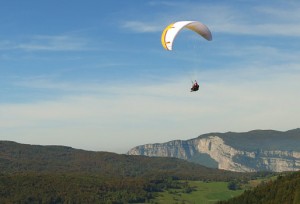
[[128, 128, 300, 172]]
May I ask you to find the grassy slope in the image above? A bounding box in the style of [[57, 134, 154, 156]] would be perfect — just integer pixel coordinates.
[[152, 175, 278, 204]]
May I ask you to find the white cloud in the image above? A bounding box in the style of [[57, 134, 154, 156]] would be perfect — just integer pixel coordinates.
[[0, 35, 90, 52], [1, 65, 300, 153], [122, 21, 162, 33], [122, 2, 300, 37], [213, 23, 300, 36], [254, 4, 300, 22], [15, 77, 97, 92], [207, 3, 300, 36], [19, 35, 89, 51], [148, 1, 183, 7]]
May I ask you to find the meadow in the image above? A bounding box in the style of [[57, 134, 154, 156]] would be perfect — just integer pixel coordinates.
[[152, 181, 244, 204], [152, 175, 278, 204]]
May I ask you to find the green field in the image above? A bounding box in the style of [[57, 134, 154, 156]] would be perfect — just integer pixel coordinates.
[[151, 181, 244, 204]]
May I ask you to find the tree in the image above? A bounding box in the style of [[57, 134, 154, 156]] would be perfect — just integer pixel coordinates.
[[227, 181, 240, 191]]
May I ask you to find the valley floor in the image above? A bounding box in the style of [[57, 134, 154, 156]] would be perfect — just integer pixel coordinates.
[[152, 181, 243, 204], [150, 175, 277, 204]]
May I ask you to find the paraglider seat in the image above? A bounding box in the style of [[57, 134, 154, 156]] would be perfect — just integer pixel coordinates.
[[191, 84, 199, 92]]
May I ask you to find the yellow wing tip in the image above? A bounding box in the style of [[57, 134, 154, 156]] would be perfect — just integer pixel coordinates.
[[161, 23, 174, 50]]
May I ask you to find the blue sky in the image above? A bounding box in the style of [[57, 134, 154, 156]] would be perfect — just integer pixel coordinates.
[[1, 0, 300, 153]]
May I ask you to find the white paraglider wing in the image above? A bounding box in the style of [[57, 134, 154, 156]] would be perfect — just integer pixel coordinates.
[[161, 21, 212, 51]]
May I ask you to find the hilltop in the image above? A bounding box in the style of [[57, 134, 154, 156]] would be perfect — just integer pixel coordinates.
[[0, 140, 252, 180]]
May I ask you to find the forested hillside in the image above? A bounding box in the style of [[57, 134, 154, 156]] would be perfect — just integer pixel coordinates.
[[0, 141, 266, 203], [0, 141, 250, 180], [218, 171, 300, 204]]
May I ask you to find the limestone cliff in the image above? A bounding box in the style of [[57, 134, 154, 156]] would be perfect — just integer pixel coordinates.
[[127, 129, 300, 172]]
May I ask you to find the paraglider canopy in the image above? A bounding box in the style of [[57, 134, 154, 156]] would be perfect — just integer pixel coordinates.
[[161, 21, 212, 51]]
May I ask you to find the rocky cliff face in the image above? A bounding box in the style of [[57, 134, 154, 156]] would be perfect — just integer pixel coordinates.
[[128, 129, 300, 172]]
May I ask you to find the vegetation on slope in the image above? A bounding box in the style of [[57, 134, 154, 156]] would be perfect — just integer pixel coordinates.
[[0, 141, 272, 203], [0, 141, 255, 181], [0, 173, 185, 203], [218, 171, 300, 204]]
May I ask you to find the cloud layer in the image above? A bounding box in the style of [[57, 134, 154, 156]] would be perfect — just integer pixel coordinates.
[[2, 64, 300, 153]]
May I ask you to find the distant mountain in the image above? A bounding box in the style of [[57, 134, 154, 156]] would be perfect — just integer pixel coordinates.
[[127, 129, 300, 172], [0, 141, 249, 181]]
